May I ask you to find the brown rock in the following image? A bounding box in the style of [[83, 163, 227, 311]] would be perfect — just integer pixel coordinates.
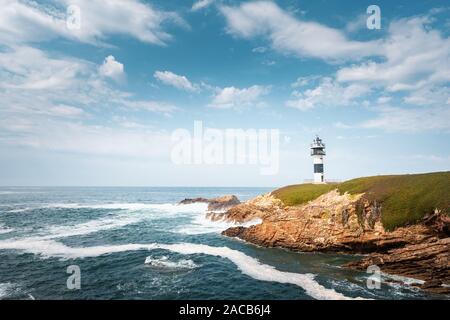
[[178, 197, 209, 205], [216, 189, 450, 294], [207, 195, 240, 211], [344, 238, 450, 294], [178, 195, 240, 212], [222, 226, 247, 237]]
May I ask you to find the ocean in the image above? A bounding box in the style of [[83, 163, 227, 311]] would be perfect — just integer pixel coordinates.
[[0, 187, 441, 300]]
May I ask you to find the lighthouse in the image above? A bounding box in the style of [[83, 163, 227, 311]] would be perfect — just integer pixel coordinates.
[[310, 136, 326, 184]]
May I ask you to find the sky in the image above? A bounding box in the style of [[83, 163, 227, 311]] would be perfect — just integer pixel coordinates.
[[0, 0, 449, 187]]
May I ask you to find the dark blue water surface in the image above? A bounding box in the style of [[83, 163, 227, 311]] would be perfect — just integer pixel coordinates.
[[0, 187, 443, 300]]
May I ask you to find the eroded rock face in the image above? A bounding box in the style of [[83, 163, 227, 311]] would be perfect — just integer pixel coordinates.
[[220, 190, 400, 252], [178, 195, 240, 212], [345, 237, 450, 294], [207, 195, 240, 211], [208, 193, 284, 222], [216, 189, 450, 293], [219, 190, 444, 252]]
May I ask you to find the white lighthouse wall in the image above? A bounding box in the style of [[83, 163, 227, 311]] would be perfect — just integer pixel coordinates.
[[313, 155, 324, 183], [314, 173, 324, 184], [313, 156, 323, 164]]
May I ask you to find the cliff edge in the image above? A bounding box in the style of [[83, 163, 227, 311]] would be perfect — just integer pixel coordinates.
[[217, 172, 450, 294]]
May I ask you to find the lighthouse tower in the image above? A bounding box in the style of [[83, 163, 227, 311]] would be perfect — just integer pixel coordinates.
[[310, 136, 326, 184]]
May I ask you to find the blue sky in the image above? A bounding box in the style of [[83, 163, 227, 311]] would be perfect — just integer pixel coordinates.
[[0, 0, 449, 186]]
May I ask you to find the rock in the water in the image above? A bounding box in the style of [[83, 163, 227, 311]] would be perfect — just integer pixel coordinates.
[[344, 237, 450, 294], [178, 197, 209, 205], [207, 195, 240, 211], [178, 195, 240, 212], [222, 226, 246, 237]]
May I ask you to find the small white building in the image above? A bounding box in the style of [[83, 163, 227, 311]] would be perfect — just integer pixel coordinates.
[[310, 136, 326, 184]]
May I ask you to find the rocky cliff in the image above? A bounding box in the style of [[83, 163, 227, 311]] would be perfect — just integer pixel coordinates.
[[215, 190, 449, 294]]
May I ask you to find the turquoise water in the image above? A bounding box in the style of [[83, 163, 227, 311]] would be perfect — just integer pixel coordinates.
[[0, 187, 442, 300]]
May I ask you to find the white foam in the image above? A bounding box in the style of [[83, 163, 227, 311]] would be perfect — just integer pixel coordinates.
[[156, 243, 357, 300], [0, 283, 17, 299], [0, 238, 158, 259], [176, 213, 262, 235], [381, 272, 425, 286], [144, 255, 198, 270], [44, 202, 208, 214], [39, 215, 142, 240], [5, 201, 208, 240], [0, 224, 14, 235], [5, 208, 32, 213], [5, 202, 208, 216], [0, 239, 359, 300]]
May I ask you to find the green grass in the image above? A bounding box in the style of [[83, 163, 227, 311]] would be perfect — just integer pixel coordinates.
[[271, 183, 337, 206], [272, 172, 450, 230]]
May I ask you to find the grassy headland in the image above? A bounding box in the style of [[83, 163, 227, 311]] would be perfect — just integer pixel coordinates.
[[272, 172, 450, 230]]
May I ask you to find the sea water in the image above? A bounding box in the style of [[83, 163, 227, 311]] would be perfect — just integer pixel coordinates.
[[0, 187, 443, 300]]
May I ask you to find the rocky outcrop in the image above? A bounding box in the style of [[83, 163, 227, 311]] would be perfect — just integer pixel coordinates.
[[178, 197, 209, 205], [221, 190, 401, 253], [178, 195, 240, 212], [208, 195, 241, 211], [345, 237, 450, 294], [207, 193, 284, 222], [216, 189, 450, 293]]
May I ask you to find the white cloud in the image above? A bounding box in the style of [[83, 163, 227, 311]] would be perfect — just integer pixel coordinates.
[[291, 75, 321, 88], [345, 14, 367, 33], [402, 86, 449, 106], [0, 0, 182, 159], [191, 0, 214, 12], [48, 104, 84, 118], [0, 45, 177, 157], [337, 17, 450, 93], [0, 45, 175, 114], [0, 118, 172, 159], [335, 15, 450, 132], [334, 122, 352, 129], [361, 106, 450, 132], [0, 45, 88, 90], [377, 96, 392, 104], [154, 70, 199, 92], [262, 60, 276, 66], [252, 46, 267, 53], [286, 77, 370, 111], [99, 55, 125, 82], [407, 154, 450, 163], [121, 100, 177, 115], [220, 1, 381, 61], [209, 85, 270, 109], [0, 0, 184, 46]]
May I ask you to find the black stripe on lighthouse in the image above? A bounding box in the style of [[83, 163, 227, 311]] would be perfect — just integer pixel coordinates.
[[314, 164, 324, 173]]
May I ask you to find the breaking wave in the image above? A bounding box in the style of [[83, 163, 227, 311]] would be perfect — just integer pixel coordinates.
[[144, 255, 198, 270], [176, 215, 262, 235], [40, 215, 142, 240], [3, 202, 208, 216], [44, 202, 208, 213], [0, 282, 19, 299], [0, 240, 358, 300], [2, 202, 210, 239], [0, 224, 14, 235]]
